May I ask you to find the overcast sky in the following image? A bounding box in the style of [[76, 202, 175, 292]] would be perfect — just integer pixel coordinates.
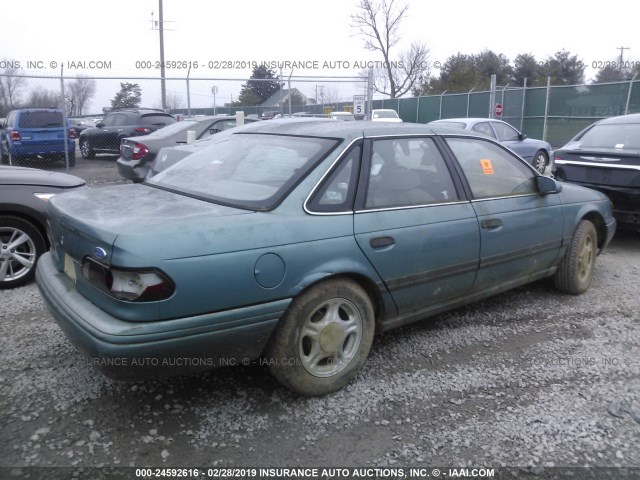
[[1, 0, 637, 111]]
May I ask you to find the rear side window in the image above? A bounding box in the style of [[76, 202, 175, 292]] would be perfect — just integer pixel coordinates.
[[18, 111, 63, 128], [141, 114, 176, 126]]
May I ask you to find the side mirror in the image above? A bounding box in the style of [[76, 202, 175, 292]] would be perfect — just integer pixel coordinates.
[[536, 175, 562, 195], [519, 132, 528, 141], [96, 122, 105, 128]]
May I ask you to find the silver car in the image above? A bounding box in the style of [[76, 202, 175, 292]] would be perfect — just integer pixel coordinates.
[[428, 118, 552, 174]]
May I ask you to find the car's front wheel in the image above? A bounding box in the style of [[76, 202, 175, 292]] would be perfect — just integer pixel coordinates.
[[266, 278, 375, 396], [0, 216, 46, 289], [554, 219, 597, 294], [80, 138, 95, 159], [533, 150, 548, 174]]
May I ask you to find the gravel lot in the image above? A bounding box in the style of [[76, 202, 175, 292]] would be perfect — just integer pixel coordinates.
[[1, 155, 639, 478]]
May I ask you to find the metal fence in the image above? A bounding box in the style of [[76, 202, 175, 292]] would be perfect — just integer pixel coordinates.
[[387, 76, 640, 147], [0, 72, 368, 169], [1, 71, 639, 172]]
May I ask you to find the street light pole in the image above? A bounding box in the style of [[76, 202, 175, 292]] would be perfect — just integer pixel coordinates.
[[158, 0, 167, 111], [211, 86, 218, 115]]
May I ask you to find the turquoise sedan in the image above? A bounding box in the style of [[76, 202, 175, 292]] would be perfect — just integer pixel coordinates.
[[36, 119, 616, 396]]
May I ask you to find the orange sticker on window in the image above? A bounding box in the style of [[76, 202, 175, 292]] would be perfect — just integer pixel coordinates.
[[480, 159, 494, 175]]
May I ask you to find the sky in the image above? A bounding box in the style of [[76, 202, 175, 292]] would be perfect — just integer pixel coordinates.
[[1, 0, 637, 112]]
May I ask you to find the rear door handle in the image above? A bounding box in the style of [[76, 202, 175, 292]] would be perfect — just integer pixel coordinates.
[[481, 218, 503, 229], [370, 236, 395, 249]]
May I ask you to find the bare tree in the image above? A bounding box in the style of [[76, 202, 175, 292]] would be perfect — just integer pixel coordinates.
[[351, 0, 429, 98], [164, 91, 184, 111], [66, 76, 97, 116], [0, 58, 28, 113], [26, 87, 61, 108]]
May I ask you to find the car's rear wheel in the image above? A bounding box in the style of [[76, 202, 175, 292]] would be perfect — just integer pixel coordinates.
[[80, 138, 95, 159], [533, 150, 548, 174], [554, 219, 597, 294], [0, 216, 46, 289], [266, 278, 375, 396]]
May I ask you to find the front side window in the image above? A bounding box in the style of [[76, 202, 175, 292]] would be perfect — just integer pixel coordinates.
[[446, 137, 536, 199], [365, 138, 459, 209], [149, 133, 338, 210], [492, 121, 520, 141]]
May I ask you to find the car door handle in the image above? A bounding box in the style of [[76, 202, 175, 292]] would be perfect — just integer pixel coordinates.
[[370, 236, 395, 249], [481, 219, 503, 229]]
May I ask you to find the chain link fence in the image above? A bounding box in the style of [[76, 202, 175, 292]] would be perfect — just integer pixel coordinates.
[[2, 71, 639, 172], [0, 72, 367, 170]]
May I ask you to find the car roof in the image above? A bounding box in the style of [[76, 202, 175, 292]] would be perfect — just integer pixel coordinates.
[[597, 113, 640, 125]]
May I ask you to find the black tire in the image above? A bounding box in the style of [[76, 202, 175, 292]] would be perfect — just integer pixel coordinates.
[[68, 151, 76, 167], [554, 220, 597, 294], [266, 278, 375, 396], [80, 138, 95, 159], [0, 216, 46, 289], [533, 150, 548, 174], [0, 146, 8, 165]]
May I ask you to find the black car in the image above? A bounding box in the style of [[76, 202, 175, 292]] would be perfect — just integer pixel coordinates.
[[117, 115, 258, 182], [0, 166, 86, 288], [78, 108, 175, 159], [553, 113, 640, 229]]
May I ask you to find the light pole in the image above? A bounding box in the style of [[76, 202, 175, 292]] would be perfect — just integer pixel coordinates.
[[211, 85, 218, 115], [158, 0, 166, 111]]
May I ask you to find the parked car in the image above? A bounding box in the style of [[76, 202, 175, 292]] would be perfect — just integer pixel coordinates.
[[329, 112, 356, 121], [1, 108, 76, 166], [36, 121, 615, 395], [260, 111, 279, 120], [69, 117, 96, 136], [117, 115, 258, 182], [78, 108, 175, 158], [427, 118, 552, 174], [1, 165, 85, 288], [371, 109, 402, 123], [552, 113, 640, 229]]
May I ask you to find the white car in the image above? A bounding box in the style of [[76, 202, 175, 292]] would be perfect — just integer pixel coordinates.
[[371, 109, 402, 123]]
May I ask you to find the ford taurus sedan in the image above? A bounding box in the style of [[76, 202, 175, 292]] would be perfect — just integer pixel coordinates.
[[427, 118, 552, 174], [36, 120, 616, 395]]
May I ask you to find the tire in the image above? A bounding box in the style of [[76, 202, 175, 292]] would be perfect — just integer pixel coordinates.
[[554, 220, 597, 294], [533, 150, 548, 174], [0, 216, 46, 289], [266, 278, 375, 396], [68, 151, 76, 167], [0, 150, 7, 165], [80, 138, 95, 159]]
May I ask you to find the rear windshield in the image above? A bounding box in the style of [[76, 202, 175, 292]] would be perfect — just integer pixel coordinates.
[[18, 111, 64, 128], [148, 133, 339, 210], [373, 110, 399, 119], [141, 114, 176, 127], [578, 123, 640, 150], [147, 121, 195, 137]]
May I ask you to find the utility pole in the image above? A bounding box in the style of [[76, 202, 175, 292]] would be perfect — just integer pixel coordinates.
[[617, 46, 630, 69], [158, 0, 166, 111]]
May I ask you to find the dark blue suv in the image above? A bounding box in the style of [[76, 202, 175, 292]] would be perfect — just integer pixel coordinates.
[[0, 108, 76, 166]]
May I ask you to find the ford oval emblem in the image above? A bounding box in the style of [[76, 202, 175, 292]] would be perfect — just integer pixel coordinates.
[[94, 247, 107, 259]]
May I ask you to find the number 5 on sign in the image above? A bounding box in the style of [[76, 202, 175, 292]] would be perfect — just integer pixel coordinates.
[[353, 95, 365, 115]]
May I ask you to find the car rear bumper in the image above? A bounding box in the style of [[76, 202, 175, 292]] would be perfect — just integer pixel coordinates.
[[36, 252, 288, 380]]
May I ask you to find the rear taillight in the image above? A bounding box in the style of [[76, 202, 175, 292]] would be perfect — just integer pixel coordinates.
[[82, 258, 174, 302], [69, 128, 76, 139], [134, 127, 151, 134], [554, 154, 564, 161], [131, 142, 149, 160], [10, 130, 20, 142]]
